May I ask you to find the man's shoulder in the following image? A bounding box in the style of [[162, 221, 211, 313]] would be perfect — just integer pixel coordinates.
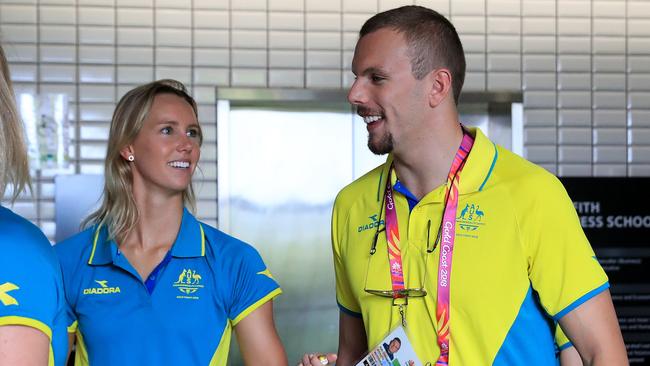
[[492, 144, 562, 191], [486, 145, 571, 216], [335, 162, 386, 209]]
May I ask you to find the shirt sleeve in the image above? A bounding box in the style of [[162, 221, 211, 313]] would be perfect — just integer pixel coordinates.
[[226, 243, 282, 325], [554, 324, 572, 351], [62, 281, 78, 333], [52, 238, 80, 332], [0, 236, 59, 340], [523, 175, 609, 320], [332, 195, 362, 317]]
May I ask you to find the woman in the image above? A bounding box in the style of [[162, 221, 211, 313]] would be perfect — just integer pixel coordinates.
[[55, 79, 287, 365], [0, 45, 67, 366]]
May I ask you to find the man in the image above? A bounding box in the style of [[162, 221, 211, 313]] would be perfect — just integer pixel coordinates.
[[382, 337, 401, 360], [328, 5, 627, 366]]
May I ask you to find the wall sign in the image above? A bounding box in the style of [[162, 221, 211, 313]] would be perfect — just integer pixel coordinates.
[[561, 177, 650, 364]]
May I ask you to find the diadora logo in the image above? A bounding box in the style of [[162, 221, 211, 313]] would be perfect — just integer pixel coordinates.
[[0, 282, 19, 306], [173, 269, 204, 300], [357, 214, 385, 233], [456, 203, 487, 239], [83, 280, 121, 295], [257, 268, 275, 280]]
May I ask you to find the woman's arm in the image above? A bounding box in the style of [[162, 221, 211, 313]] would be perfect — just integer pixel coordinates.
[[66, 332, 75, 364], [234, 300, 287, 366], [0, 325, 49, 366]]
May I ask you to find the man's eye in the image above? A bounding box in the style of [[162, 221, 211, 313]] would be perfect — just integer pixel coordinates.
[[371, 75, 385, 82]]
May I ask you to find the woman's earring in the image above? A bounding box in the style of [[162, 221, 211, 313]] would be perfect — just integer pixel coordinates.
[[128, 155, 134, 162]]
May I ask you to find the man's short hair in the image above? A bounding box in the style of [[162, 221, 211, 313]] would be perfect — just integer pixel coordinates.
[[359, 5, 466, 105]]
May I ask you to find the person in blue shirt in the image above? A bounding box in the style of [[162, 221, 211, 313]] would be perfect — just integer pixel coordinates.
[[55, 79, 287, 365], [0, 44, 68, 366]]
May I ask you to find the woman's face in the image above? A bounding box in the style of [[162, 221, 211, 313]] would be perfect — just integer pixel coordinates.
[[123, 93, 201, 197]]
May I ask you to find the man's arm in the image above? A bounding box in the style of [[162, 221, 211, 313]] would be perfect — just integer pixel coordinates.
[[0, 325, 50, 366], [336, 311, 368, 366], [234, 301, 287, 366], [559, 346, 583, 366], [558, 289, 628, 365]]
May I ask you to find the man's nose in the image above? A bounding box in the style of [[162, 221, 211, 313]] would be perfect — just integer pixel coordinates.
[[347, 78, 367, 106]]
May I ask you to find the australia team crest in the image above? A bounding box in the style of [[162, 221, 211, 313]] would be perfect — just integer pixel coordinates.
[[173, 268, 204, 299], [456, 203, 486, 238]]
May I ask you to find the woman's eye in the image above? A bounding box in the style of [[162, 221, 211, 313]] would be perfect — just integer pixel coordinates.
[[187, 129, 199, 138], [161, 127, 172, 135]]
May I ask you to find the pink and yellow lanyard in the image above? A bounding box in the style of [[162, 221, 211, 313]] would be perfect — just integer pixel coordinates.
[[383, 132, 474, 365]]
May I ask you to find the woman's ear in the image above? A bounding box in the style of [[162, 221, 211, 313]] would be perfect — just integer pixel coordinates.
[[119, 145, 134, 162], [427, 68, 453, 108]]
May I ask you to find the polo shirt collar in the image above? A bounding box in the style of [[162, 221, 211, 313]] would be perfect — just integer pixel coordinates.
[[458, 127, 499, 194], [170, 208, 206, 258], [373, 126, 498, 204], [87, 225, 115, 265], [87, 208, 206, 265]]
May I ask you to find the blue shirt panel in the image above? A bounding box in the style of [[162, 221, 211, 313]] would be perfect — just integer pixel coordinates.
[[393, 181, 419, 212], [54, 209, 281, 365], [0, 206, 68, 366], [493, 286, 559, 365]]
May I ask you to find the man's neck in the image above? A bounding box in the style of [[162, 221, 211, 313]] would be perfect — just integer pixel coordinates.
[[392, 121, 464, 200]]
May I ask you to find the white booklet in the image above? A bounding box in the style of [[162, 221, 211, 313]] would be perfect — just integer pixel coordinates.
[[354, 326, 423, 366]]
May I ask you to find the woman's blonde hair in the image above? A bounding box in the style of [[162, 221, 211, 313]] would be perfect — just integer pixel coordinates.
[[0, 45, 31, 202], [83, 79, 201, 241]]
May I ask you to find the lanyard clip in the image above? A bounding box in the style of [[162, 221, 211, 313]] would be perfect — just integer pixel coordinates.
[[398, 304, 407, 328]]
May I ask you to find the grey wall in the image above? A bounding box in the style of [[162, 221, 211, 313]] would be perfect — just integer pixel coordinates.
[[1, 0, 649, 237]]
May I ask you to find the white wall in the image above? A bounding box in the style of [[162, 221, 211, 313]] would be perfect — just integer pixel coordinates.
[[1, 0, 649, 236]]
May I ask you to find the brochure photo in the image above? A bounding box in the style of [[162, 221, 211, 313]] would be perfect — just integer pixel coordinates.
[[354, 326, 422, 366]]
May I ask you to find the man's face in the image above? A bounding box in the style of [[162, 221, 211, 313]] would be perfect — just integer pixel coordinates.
[[348, 28, 430, 155], [389, 339, 401, 354]]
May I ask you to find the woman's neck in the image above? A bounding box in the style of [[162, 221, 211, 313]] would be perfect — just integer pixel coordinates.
[[120, 190, 184, 251]]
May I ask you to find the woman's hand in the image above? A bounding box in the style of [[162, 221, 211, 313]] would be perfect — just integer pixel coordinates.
[[298, 352, 338, 366]]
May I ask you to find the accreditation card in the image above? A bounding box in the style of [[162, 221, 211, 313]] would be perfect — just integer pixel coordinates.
[[354, 326, 422, 366]]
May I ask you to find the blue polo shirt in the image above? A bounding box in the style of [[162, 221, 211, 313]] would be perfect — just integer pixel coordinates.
[[0, 206, 68, 366], [54, 208, 281, 366]]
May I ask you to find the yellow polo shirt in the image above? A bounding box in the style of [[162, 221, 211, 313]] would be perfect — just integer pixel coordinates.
[[333, 128, 607, 365]]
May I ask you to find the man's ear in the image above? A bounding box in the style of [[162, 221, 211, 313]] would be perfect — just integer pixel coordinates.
[[427, 68, 453, 108]]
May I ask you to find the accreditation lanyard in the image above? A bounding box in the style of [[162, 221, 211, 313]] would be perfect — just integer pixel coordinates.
[[383, 132, 474, 365]]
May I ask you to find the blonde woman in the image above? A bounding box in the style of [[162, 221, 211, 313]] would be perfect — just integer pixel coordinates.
[[55, 79, 287, 365], [0, 45, 67, 366]]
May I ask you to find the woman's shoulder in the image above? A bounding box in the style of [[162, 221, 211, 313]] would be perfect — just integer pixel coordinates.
[[199, 222, 263, 261], [53, 225, 99, 263], [0, 206, 51, 252], [0, 206, 58, 271]]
